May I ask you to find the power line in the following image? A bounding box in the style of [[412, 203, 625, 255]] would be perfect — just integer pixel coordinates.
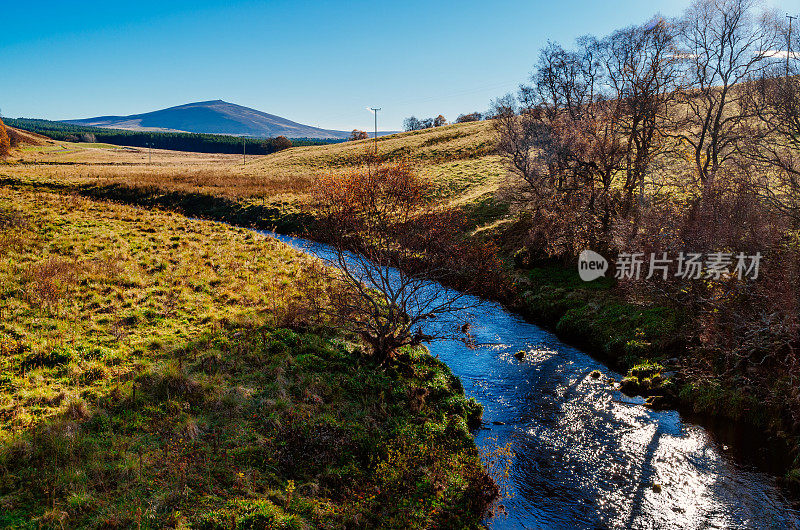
[[370, 108, 380, 154], [789, 14, 797, 75], [310, 80, 520, 129]]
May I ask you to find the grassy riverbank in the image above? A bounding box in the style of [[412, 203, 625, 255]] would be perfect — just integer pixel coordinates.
[[4, 120, 800, 485], [0, 189, 493, 527]]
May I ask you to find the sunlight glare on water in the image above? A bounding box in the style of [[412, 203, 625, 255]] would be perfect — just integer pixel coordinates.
[[264, 230, 800, 530]]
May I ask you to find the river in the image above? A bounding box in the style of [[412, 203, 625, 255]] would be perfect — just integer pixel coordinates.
[[264, 230, 800, 529]]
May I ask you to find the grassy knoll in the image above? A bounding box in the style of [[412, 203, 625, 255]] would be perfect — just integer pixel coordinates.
[[0, 189, 493, 527]]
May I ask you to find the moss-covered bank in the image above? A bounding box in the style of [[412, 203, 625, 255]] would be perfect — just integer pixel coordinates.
[[0, 188, 494, 527], [1, 326, 493, 528], [509, 262, 800, 487]]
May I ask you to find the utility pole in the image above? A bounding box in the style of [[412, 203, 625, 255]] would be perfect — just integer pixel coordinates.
[[370, 107, 381, 154], [242, 138, 246, 165], [146, 142, 152, 164], [789, 14, 797, 75]]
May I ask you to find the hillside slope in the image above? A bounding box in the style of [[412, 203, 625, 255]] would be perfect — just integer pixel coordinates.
[[249, 120, 505, 202], [65, 100, 352, 139], [1, 120, 505, 208], [4, 126, 49, 147], [0, 188, 492, 527]]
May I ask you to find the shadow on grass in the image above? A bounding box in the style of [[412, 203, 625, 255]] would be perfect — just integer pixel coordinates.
[[0, 324, 494, 528]]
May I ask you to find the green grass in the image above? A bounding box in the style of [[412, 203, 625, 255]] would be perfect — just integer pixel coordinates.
[[516, 265, 680, 370], [0, 327, 491, 528], [0, 189, 316, 430], [66, 142, 124, 150], [0, 189, 493, 527]]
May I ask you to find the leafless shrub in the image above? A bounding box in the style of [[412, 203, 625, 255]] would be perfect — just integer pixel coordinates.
[[671, 0, 781, 184], [311, 157, 503, 363]]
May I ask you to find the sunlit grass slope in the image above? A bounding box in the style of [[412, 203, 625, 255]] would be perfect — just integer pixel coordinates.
[[0, 189, 491, 527], [3, 120, 504, 207]]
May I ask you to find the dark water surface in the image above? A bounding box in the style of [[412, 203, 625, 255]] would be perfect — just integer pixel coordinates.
[[264, 230, 800, 529]]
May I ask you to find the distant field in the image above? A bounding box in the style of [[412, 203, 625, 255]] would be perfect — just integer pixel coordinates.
[[3, 117, 344, 155], [1, 120, 505, 217]]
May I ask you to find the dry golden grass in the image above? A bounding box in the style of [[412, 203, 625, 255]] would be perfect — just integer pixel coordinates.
[[1, 121, 503, 206], [5, 126, 49, 147], [0, 187, 323, 434]]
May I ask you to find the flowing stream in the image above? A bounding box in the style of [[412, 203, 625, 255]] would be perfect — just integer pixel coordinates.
[[264, 230, 800, 529]]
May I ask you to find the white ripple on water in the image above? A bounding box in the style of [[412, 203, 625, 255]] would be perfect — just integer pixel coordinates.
[[263, 229, 800, 530]]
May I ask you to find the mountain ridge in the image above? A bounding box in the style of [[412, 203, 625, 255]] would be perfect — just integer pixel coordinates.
[[64, 100, 353, 139]]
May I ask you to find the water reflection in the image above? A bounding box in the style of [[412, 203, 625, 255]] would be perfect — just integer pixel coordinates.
[[265, 231, 800, 529]]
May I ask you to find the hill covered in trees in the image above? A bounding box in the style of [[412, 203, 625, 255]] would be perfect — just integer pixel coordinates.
[[2, 117, 344, 155], [65, 100, 352, 139]]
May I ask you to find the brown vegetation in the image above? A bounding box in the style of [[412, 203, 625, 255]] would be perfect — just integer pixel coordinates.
[[349, 129, 369, 141], [0, 119, 10, 158], [312, 157, 506, 362], [493, 0, 800, 440]]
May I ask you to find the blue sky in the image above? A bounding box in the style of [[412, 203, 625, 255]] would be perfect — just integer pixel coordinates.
[[0, 0, 789, 131]]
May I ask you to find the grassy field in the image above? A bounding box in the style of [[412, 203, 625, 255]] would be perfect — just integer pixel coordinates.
[[0, 123, 680, 376], [1, 121, 506, 211], [0, 189, 493, 527]]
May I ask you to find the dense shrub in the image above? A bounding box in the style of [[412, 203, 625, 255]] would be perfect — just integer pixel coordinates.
[[455, 112, 482, 123], [0, 119, 10, 157]]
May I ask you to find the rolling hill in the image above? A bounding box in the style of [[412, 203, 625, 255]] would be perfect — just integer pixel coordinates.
[[3, 119, 502, 205], [64, 100, 354, 139]]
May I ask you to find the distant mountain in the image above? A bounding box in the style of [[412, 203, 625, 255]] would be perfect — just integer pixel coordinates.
[[64, 100, 353, 139]]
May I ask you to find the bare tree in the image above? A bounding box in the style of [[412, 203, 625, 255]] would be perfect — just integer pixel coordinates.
[[312, 158, 500, 363], [492, 37, 619, 254], [403, 116, 422, 131], [599, 18, 681, 214], [739, 21, 800, 220], [672, 0, 780, 184], [491, 94, 550, 193], [493, 30, 671, 253]]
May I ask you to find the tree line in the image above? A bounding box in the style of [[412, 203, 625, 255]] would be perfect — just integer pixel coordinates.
[[493, 0, 800, 429], [1, 117, 345, 154], [400, 112, 486, 133]]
